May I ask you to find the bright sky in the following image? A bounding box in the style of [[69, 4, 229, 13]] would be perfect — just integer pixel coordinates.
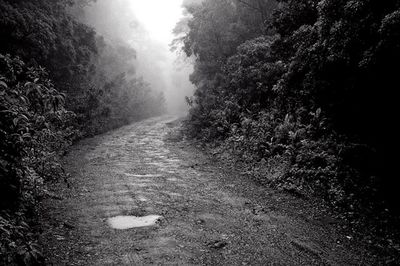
[[126, 0, 194, 114], [129, 0, 184, 44]]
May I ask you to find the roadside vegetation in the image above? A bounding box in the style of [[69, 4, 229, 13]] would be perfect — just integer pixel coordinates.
[[0, 0, 164, 264], [175, 0, 400, 260]]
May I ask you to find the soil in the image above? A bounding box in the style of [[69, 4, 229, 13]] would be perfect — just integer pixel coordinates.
[[39, 116, 379, 265]]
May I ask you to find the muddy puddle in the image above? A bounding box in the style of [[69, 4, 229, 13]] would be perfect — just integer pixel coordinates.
[[107, 215, 162, 229], [125, 173, 163, 178]]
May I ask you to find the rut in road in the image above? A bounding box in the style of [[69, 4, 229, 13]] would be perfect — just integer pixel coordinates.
[[40, 117, 375, 265]]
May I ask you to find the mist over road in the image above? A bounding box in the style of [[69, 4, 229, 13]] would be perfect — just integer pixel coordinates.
[[40, 117, 374, 265], [80, 0, 195, 114]]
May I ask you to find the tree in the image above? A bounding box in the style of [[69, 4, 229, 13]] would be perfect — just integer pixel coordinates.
[[179, 0, 400, 214]]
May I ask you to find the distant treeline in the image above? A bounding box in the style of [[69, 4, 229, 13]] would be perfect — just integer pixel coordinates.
[[0, 0, 164, 264], [178, 0, 399, 223]]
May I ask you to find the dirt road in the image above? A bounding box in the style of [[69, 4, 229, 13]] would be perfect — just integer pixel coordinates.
[[40, 116, 376, 265]]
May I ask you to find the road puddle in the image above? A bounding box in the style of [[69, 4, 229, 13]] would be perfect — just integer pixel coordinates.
[[125, 173, 162, 178], [107, 215, 162, 229]]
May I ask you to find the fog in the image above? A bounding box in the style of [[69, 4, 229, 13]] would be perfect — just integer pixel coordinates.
[[80, 0, 194, 114]]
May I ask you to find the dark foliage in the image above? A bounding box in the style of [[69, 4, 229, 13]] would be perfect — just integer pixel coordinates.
[[1, 0, 165, 264], [0, 54, 72, 265], [179, 0, 400, 238], [0, 0, 165, 136]]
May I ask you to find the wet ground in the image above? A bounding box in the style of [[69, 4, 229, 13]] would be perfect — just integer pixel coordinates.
[[40, 116, 377, 265]]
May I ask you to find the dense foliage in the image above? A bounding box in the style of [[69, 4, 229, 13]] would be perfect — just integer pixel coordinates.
[[179, 0, 399, 223], [1, 0, 164, 264], [0, 54, 72, 265], [0, 0, 165, 136]]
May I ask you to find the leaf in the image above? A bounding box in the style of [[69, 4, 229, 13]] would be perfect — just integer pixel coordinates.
[[0, 80, 8, 88], [20, 96, 29, 105], [22, 133, 31, 139], [13, 117, 19, 126], [316, 108, 321, 118], [20, 114, 29, 121]]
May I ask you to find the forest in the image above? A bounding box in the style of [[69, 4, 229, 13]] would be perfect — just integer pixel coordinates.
[[176, 0, 400, 256], [1, 0, 400, 264], [0, 0, 165, 264]]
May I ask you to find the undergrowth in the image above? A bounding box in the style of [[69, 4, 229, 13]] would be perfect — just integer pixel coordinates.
[[0, 54, 75, 265]]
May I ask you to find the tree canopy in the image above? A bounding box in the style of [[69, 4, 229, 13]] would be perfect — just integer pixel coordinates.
[[0, 0, 165, 263], [178, 0, 400, 224]]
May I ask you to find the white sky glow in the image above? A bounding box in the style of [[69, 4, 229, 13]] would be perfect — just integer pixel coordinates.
[[124, 0, 194, 114], [129, 0, 184, 44], [83, 0, 194, 113]]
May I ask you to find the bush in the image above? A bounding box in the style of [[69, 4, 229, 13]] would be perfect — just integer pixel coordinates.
[[181, 0, 400, 217], [0, 54, 75, 265]]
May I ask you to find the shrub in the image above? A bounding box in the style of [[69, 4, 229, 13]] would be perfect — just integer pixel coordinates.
[[0, 54, 75, 265]]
